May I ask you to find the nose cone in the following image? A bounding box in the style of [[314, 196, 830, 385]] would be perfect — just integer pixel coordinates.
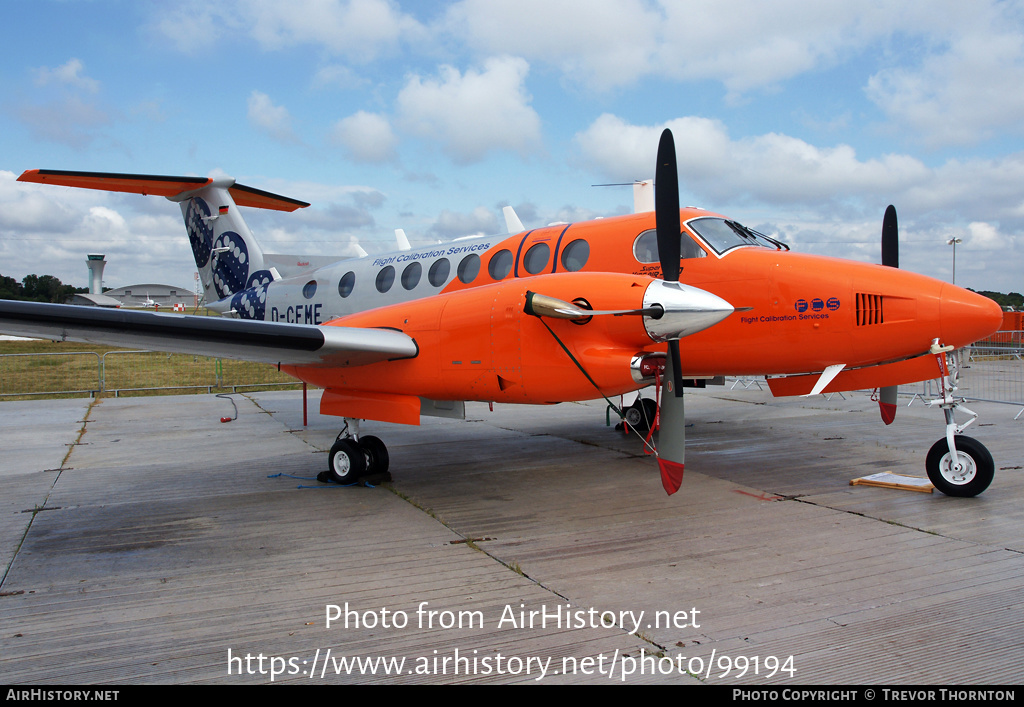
[[643, 280, 735, 341], [940, 284, 1003, 347]]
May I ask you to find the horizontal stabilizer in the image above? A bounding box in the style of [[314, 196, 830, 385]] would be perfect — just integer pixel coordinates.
[[0, 301, 416, 367], [17, 169, 309, 212]]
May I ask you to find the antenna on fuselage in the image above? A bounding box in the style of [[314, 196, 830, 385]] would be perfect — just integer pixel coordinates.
[[394, 229, 412, 251], [592, 179, 655, 213], [502, 206, 525, 233]]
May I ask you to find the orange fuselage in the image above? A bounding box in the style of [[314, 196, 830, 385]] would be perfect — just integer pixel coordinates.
[[284, 209, 1001, 424]]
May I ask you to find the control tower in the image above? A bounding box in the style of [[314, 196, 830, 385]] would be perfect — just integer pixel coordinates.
[[86, 254, 106, 294]]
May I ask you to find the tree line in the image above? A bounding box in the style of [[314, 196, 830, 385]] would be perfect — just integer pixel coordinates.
[[973, 290, 1024, 310], [0, 274, 90, 303]]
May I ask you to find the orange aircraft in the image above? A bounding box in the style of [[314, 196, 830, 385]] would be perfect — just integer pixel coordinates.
[[2, 130, 1003, 497]]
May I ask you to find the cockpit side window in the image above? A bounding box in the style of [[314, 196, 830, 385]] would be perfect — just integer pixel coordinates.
[[632, 229, 707, 263]]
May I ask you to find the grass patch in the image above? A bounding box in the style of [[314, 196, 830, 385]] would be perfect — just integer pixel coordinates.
[[0, 339, 300, 400]]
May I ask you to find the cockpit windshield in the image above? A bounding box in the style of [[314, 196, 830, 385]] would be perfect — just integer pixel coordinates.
[[687, 217, 789, 256]]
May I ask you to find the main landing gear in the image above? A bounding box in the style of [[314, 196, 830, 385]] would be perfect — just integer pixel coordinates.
[[924, 344, 994, 497], [623, 397, 658, 433], [325, 418, 390, 485]]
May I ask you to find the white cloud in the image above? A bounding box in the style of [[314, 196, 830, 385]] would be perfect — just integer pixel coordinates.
[[330, 111, 397, 163], [965, 222, 1003, 250], [444, 0, 658, 90], [14, 98, 113, 149], [82, 206, 128, 234], [151, 0, 424, 60], [865, 6, 1024, 147], [33, 59, 100, 93], [444, 0, 933, 95], [0, 171, 80, 232], [576, 114, 933, 207], [247, 0, 422, 59], [428, 206, 498, 239], [312, 64, 367, 90], [396, 56, 541, 164], [247, 91, 298, 143]]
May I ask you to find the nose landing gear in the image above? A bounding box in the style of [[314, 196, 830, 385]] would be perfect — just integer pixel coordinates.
[[924, 344, 994, 497]]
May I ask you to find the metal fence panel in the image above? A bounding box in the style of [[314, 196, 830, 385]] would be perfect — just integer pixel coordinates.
[[0, 351, 101, 398]]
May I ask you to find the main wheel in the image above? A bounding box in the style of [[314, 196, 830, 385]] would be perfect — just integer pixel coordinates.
[[624, 398, 658, 432], [358, 435, 390, 475], [925, 435, 994, 497], [328, 439, 366, 484]]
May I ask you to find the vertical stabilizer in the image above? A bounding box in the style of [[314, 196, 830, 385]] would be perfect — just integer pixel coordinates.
[[179, 179, 274, 306]]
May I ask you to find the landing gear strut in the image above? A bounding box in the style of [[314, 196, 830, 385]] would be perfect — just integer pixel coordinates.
[[925, 344, 994, 497], [326, 418, 391, 485]]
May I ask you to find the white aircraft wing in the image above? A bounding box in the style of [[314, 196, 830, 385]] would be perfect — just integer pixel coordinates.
[[0, 301, 417, 367]]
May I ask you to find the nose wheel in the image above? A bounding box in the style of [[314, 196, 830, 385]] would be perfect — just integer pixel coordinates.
[[925, 436, 993, 497]]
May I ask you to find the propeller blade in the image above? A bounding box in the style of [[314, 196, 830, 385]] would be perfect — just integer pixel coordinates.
[[882, 204, 898, 269], [657, 348, 686, 494], [655, 129, 681, 283], [880, 205, 899, 421], [655, 130, 687, 397], [879, 385, 898, 425]]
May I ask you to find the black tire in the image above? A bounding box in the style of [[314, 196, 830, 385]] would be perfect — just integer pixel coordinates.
[[925, 435, 994, 497], [624, 398, 658, 432], [328, 439, 366, 484], [358, 435, 390, 475]]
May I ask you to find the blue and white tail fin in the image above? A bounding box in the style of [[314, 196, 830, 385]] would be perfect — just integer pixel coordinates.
[[16, 169, 309, 312], [180, 179, 273, 306]]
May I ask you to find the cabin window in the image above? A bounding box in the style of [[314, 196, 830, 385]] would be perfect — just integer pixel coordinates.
[[338, 271, 355, 298], [560, 239, 589, 272], [458, 254, 480, 284], [376, 266, 395, 293], [523, 243, 550, 275], [401, 262, 422, 290], [632, 229, 706, 263], [429, 258, 450, 287], [488, 249, 513, 280], [302, 280, 317, 299]]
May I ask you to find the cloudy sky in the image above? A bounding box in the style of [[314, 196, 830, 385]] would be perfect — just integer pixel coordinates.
[[1, 0, 1023, 294]]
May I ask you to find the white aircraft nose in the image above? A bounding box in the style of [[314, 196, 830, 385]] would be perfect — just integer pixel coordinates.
[[642, 280, 734, 341]]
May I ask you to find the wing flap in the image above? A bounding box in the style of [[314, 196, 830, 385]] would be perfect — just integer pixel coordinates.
[[0, 301, 416, 367]]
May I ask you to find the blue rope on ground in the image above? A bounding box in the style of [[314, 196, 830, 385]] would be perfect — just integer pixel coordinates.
[[266, 472, 375, 489]]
